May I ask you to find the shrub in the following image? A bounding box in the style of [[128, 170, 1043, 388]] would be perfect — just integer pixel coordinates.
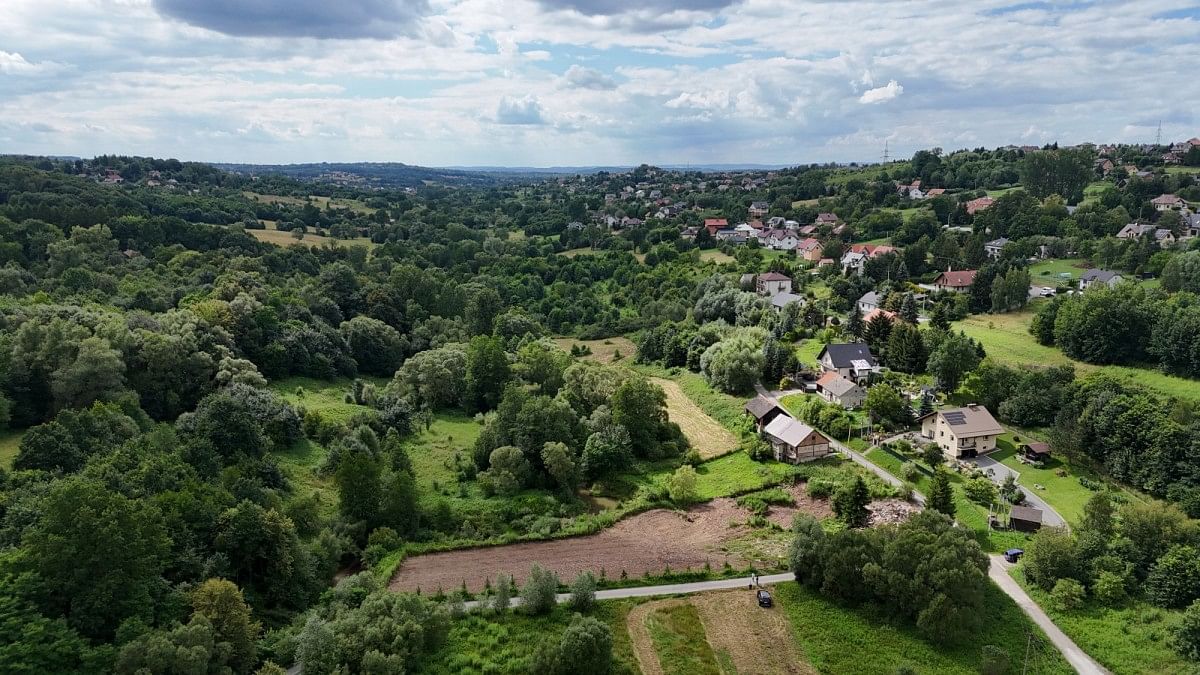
[[521, 565, 559, 615], [533, 614, 613, 675], [666, 465, 699, 504], [1145, 545, 1200, 609], [979, 645, 1009, 675], [900, 461, 921, 483], [1171, 600, 1200, 661], [963, 476, 999, 505], [806, 478, 835, 499], [569, 572, 596, 613], [1092, 571, 1128, 607], [1050, 578, 1085, 612], [1024, 527, 1080, 590]]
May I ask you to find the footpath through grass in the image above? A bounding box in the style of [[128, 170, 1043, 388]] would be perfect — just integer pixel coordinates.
[[645, 603, 722, 675], [776, 581, 1071, 674], [1011, 568, 1188, 675], [955, 309, 1200, 402]]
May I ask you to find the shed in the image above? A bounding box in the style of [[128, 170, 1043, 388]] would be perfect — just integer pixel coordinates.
[[1009, 505, 1043, 532], [744, 396, 787, 432], [1020, 442, 1051, 462]]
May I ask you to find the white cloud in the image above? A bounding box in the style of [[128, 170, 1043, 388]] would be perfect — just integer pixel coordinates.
[[495, 95, 545, 124], [858, 79, 903, 104]]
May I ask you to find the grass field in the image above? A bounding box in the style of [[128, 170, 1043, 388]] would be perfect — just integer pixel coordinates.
[[248, 219, 377, 250], [268, 376, 386, 425], [0, 429, 23, 469], [560, 247, 646, 263], [793, 338, 827, 368], [1080, 181, 1112, 206], [1027, 258, 1088, 283], [645, 603, 722, 675], [955, 309, 1200, 402], [985, 186, 1021, 197], [651, 377, 738, 459], [1011, 569, 1188, 675], [408, 413, 482, 493], [552, 336, 637, 365], [629, 364, 749, 434], [243, 190, 377, 214], [776, 581, 1071, 674], [698, 249, 735, 264], [791, 198, 820, 208]]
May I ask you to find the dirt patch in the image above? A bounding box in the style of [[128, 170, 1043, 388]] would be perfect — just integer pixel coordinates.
[[551, 336, 637, 364], [651, 377, 738, 459], [691, 591, 815, 675], [867, 499, 920, 526], [390, 483, 831, 593]]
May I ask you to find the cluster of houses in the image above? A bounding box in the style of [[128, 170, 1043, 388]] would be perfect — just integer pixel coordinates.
[[896, 179, 946, 200], [840, 243, 898, 275], [741, 271, 807, 312], [684, 216, 839, 259]]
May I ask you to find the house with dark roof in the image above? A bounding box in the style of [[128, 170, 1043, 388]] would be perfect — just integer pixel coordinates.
[[816, 343, 879, 384], [1079, 268, 1123, 291], [857, 291, 883, 314], [932, 269, 977, 293], [984, 237, 1010, 259], [769, 292, 806, 312], [1009, 505, 1044, 532], [762, 415, 833, 464], [749, 200, 770, 217], [918, 405, 1004, 458], [743, 395, 788, 432]]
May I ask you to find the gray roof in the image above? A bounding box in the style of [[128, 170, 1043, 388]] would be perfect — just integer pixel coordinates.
[[771, 292, 806, 309], [858, 291, 882, 306], [744, 395, 783, 420], [1010, 505, 1043, 523], [764, 415, 820, 447], [818, 343, 878, 369], [1081, 269, 1120, 283], [919, 405, 1003, 437], [819, 373, 861, 397]]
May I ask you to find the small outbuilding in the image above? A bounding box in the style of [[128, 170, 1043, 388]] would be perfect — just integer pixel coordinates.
[[1009, 505, 1043, 532], [744, 396, 788, 432], [1020, 442, 1051, 463]]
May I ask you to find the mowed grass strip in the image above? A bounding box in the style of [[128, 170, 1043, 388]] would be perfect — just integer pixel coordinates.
[[955, 309, 1200, 402], [645, 603, 723, 675], [651, 377, 738, 459]]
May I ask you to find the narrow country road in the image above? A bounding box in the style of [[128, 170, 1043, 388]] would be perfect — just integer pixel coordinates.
[[989, 556, 1110, 675]]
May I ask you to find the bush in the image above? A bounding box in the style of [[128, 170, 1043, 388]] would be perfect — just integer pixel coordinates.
[[533, 614, 613, 675], [1050, 578, 1085, 612], [1092, 571, 1128, 607], [666, 465, 699, 504], [900, 461, 921, 483], [806, 478, 835, 499], [979, 645, 1009, 675], [963, 477, 999, 505], [1171, 599, 1200, 661], [569, 572, 596, 613], [1145, 545, 1200, 609], [521, 565, 560, 615], [1024, 527, 1080, 590]]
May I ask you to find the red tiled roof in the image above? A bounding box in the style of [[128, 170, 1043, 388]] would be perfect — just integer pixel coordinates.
[[935, 270, 978, 287]]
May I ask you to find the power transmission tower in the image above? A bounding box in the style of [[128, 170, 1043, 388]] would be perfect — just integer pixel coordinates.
[[882, 140, 890, 163], [1156, 120, 1162, 146]]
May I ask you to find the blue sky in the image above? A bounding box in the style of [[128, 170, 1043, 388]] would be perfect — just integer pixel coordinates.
[[1, 0, 1197, 166]]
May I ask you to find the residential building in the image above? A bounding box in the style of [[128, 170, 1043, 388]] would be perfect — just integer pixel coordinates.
[[816, 343, 879, 385], [840, 250, 868, 275], [966, 197, 995, 215], [1116, 222, 1154, 240], [918, 404, 1004, 459], [984, 237, 1010, 259], [749, 200, 770, 217], [744, 396, 787, 432], [1152, 194, 1186, 211], [769, 292, 806, 312], [857, 291, 882, 314], [797, 238, 824, 261], [815, 371, 866, 409], [815, 212, 839, 225], [756, 272, 791, 296], [703, 218, 728, 235], [763, 415, 834, 464], [1079, 269, 1123, 290], [932, 269, 977, 293]]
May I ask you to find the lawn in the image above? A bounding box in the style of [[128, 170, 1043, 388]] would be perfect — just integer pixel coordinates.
[[645, 603, 722, 675], [243, 191, 377, 214], [1080, 181, 1112, 205], [272, 437, 339, 520], [985, 186, 1021, 197], [640, 452, 803, 501], [248, 219, 377, 250], [0, 429, 23, 469], [865, 447, 1031, 552], [552, 336, 636, 365], [628, 364, 749, 434], [1026, 258, 1088, 284], [989, 433, 1139, 525], [269, 375, 388, 425], [1011, 569, 1188, 675], [408, 412, 483, 493], [698, 249, 735, 264], [793, 338, 826, 368], [955, 309, 1200, 402], [776, 581, 1071, 674]]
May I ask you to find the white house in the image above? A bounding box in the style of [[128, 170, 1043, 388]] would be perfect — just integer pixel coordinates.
[[1079, 269, 1123, 290], [755, 272, 791, 296], [918, 405, 1004, 459]]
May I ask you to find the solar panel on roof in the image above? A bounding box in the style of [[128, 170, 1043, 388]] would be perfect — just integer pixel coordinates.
[[850, 359, 872, 370], [944, 411, 967, 425]]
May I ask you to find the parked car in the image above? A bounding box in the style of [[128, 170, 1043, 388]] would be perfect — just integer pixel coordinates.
[[756, 589, 773, 608], [1004, 548, 1024, 563]]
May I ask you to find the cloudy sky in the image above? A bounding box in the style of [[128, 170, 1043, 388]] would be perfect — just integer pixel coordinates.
[[2, 0, 1198, 166]]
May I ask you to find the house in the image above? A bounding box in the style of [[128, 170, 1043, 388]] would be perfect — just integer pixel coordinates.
[[703, 218, 728, 235], [1020, 442, 1052, 463], [816, 343, 879, 384], [1184, 211, 1200, 239], [770, 292, 806, 312], [1152, 194, 1186, 211], [840, 250, 868, 275], [765, 229, 800, 251], [849, 243, 896, 257], [862, 307, 898, 325], [756, 272, 791, 296], [815, 371, 866, 409], [925, 188, 946, 198], [1009, 505, 1044, 533], [918, 404, 1004, 459], [749, 200, 770, 217], [966, 197, 995, 215], [762, 415, 834, 464], [817, 257, 835, 268], [1155, 229, 1177, 247], [932, 269, 977, 293], [1116, 222, 1154, 240], [1095, 159, 1114, 175], [857, 291, 883, 314], [744, 396, 788, 432], [984, 237, 1010, 259], [797, 238, 824, 261], [1079, 268, 1123, 290], [815, 212, 839, 225]]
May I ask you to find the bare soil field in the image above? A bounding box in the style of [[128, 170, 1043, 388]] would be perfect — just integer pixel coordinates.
[[390, 484, 831, 593], [650, 377, 738, 459], [691, 591, 815, 675], [551, 336, 637, 364]]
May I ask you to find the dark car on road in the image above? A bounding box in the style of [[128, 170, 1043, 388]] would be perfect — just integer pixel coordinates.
[[1004, 548, 1024, 563], [756, 589, 773, 608]]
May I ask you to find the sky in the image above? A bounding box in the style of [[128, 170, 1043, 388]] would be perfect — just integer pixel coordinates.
[[1, 0, 1198, 167]]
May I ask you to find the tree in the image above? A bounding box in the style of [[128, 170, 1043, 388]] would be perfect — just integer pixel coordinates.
[[846, 304, 864, 339], [610, 377, 667, 458], [390, 344, 468, 409], [340, 316, 406, 376], [50, 336, 126, 410], [884, 322, 927, 374], [1023, 527, 1080, 590], [926, 331, 981, 392], [699, 334, 765, 394], [541, 441, 581, 493], [963, 477, 999, 505], [1019, 148, 1093, 202], [900, 294, 918, 324], [922, 443, 944, 469], [1161, 250, 1200, 294], [191, 579, 260, 674], [25, 477, 169, 640], [534, 614, 613, 675], [336, 444, 382, 530], [862, 313, 893, 350], [465, 335, 511, 412], [980, 645, 1009, 675], [492, 575, 513, 612], [522, 565, 560, 615], [927, 469, 955, 517], [864, 384, 909, 428], [833, 476, 871, 527], [789, 514, 827, 587], [581, 424, 633, 479], [569, 572, 597, 612], [1145, 545, 1200, 609], [666, 465, 699, 504]]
